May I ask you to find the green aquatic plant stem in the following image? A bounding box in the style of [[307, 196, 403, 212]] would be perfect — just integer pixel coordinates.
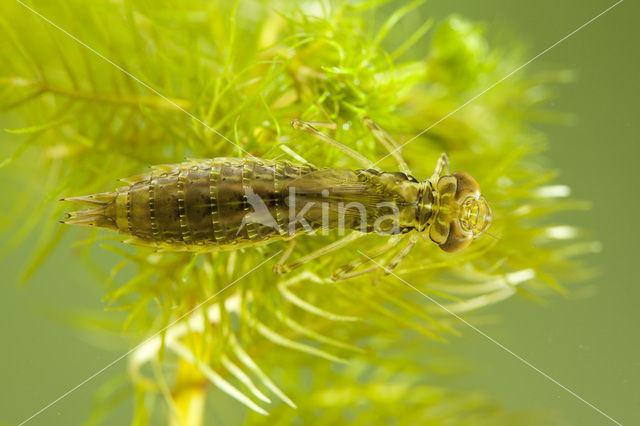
[[1, 77, 190, 112], [171, 352, 207, 426]]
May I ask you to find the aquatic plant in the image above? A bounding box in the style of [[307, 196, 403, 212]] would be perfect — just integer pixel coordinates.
[[0, 0, 593, 424]]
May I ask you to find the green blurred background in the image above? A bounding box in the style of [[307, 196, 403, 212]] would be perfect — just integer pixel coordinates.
[[1, 0, 638, 425]]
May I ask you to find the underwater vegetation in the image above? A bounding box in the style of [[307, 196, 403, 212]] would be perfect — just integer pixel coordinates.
[[0, 0, 597, 424]]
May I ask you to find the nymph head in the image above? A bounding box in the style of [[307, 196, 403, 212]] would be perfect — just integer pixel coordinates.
[[428, 171, 492, 252]]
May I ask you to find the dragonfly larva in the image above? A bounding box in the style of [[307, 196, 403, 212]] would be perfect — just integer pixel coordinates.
[[61, 118, 492, 280]]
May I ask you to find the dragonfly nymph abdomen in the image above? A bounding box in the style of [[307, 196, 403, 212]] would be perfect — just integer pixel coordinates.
[[62, 118, 492, 280]]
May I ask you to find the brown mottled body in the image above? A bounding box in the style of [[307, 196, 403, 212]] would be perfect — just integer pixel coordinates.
[[62, 118, 493, 279], [62, 158, 433, 252]]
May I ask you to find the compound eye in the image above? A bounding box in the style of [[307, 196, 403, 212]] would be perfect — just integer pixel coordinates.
[[452, 171, 480, 201], [439, 220, 472, 253]]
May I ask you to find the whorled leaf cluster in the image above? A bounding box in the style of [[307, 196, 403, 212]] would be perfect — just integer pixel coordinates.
[[0, 0, 593, 424]]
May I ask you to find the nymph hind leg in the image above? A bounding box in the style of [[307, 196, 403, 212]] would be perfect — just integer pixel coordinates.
[[273, 232, 364, 275], [291, 119, 374, 168], [430, 152, 450, 182], [331, 264, 379, 281], [274, 239, 297, 272], [361, 116, 412, 174], [330, 235, 404, 281]]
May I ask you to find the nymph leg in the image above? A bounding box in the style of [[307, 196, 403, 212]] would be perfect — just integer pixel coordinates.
[[430, 152, 450, 181], [330, 235, 404, 281], [274, 239, 297, 271], [382, 234, 419, 275], [291, 119, 374, 169], [361, 116, 412, 174], [273, 232, 364, 275]]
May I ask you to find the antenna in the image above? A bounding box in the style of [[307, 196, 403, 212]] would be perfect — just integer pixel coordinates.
[[484, 231, 501, 241]]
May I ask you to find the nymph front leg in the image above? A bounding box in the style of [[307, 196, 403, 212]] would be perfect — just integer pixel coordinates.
[[430, 152, 450, 182]]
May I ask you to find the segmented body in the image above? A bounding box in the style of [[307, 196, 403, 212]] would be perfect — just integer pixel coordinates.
[[63, 158, 435, 252]]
